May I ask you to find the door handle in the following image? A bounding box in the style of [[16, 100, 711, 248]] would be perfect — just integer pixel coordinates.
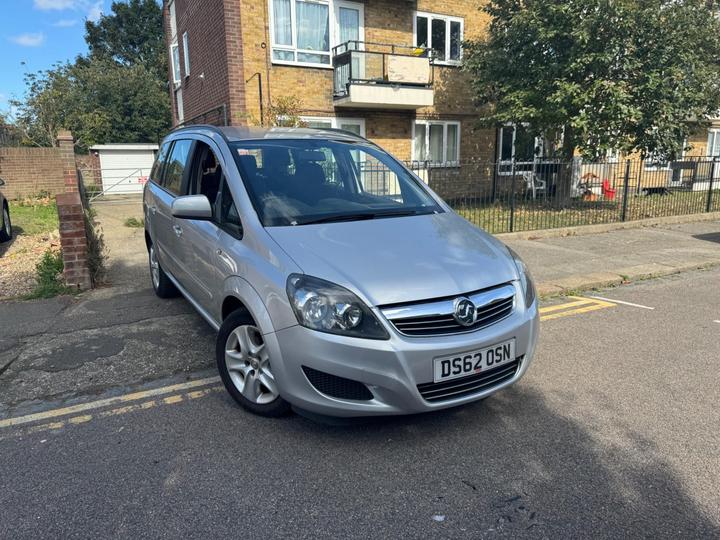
[[173, 225, 183, 237], [149, 205, 157, 215]]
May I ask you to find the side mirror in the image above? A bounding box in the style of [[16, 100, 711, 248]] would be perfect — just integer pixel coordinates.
[[0, 178, 5, 187], [171, 195, 213, 220]]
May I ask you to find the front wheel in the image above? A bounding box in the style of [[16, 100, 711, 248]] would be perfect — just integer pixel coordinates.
[[148, 242, 178, 298], [216, 310, 291, 417], [0, 205, 11, 242]]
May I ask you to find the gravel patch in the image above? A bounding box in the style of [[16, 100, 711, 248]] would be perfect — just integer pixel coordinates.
[[0, 230, 60, 299]]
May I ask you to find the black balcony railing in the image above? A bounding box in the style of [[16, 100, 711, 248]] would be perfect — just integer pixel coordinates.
[[332, 41, 434, 98]]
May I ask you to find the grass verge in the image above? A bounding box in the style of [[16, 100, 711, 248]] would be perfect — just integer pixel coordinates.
[[8, 201, 59, 235]]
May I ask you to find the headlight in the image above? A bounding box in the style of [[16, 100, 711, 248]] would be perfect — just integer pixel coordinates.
[[507, 247, 536, 308], [286, 274, 390, 340]]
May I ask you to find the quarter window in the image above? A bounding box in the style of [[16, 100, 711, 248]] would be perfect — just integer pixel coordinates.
[[150, 142, 172, 184], [412, 121, 460, 165], [415, 12, 463, 65], [219, 179, 243, 238], [163, 140, 193, 195]]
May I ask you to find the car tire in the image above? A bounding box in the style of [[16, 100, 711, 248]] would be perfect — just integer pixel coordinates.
[[216, 309, 291, 417], [148, 242, 178, 298], [0, 205, 11, 242]]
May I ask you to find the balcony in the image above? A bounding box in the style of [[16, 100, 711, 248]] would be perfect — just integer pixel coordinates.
[[332, 41, 434, 110]]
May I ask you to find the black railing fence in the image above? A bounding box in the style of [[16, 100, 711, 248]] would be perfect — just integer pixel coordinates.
[[399, 157, 720, 234]]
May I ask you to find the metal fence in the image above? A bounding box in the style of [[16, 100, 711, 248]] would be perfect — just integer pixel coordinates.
[[403, 157, 720, 234]]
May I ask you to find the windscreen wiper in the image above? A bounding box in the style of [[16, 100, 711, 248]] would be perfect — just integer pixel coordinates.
[[295, 209, 428, 226]]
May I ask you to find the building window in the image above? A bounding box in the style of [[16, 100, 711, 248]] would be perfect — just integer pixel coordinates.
[[300, 116, 365, 137], [708, 129, 720, 157], [171, 43, 181, 85], [182, 32, 190, 77], [175, 88, 184, 123], [412, 120, 460, 165], [270, 0, 362, 68], [168, 0, 177, 40], [414, 11, 463, 65], [496, 124, 544, 174]]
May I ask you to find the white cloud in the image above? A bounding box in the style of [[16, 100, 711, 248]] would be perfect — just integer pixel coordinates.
[[34, 0, 77, 10], [34, 0, 103, 22], [9, 33, 46, 47], [52, 18, 79, 27], [87, 1, 103, 22]]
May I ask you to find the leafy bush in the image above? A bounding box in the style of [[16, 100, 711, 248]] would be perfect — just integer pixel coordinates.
[[124, 217, 144, 228], [25, 250, 74, 299]]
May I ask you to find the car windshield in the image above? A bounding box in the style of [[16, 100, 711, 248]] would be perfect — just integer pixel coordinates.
[[230, 139, 442, 226]]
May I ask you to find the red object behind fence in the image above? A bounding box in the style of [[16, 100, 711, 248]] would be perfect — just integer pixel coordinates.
[[602, 179, 617, 200]]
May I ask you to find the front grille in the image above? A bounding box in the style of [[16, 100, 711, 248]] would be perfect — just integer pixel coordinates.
[[382, 284, 516, 337], [302, 366, 374, 401], [417, 357, 523, 403]]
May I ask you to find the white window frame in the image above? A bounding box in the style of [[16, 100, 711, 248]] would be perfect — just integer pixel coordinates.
[[497, 123, 543, 175], [300, 116, 366, 137], [182, 32, 190, 77], [707, 128, 720, 157], [268, 0, 364, 69], [413, 11, 464, 66], [411, 120, 461, 166], [170, 42, 181, 86]]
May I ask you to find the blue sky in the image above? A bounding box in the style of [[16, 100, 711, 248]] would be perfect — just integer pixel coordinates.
[[0, 0, 112, 115]]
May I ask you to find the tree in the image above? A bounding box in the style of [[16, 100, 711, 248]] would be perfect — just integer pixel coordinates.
[[85, 0, 167, 79], [464, 0, 720, 163], [10, 64, 74, 147], [11, 0, 171, 151]]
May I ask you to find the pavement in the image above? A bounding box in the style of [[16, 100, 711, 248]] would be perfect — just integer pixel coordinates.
[[502, 219, 720, 296], [1, 268, 719, 538]]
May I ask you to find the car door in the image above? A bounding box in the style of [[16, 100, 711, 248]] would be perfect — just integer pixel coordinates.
[[176, 139, 227, 310], [152, 138, 194, 285]]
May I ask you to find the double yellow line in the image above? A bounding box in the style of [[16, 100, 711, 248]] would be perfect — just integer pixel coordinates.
[[539, 296, 616, 321]]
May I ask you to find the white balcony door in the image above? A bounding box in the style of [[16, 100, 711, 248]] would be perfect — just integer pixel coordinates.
[[334, 1, 364, 92]]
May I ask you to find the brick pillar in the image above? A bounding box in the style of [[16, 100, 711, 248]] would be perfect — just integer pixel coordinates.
[[56, 130, 79, 193], [56, 192, 92, 290]]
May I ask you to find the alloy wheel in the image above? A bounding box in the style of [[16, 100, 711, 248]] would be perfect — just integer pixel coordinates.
[[149, 245, 160, 289], [224, 325, 279, 404]]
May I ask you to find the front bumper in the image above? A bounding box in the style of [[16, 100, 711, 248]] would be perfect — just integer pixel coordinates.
[[265, 293, 540, 417]]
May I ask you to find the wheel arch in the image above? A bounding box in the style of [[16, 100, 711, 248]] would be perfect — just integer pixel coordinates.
[[221, 276, 277, 335]]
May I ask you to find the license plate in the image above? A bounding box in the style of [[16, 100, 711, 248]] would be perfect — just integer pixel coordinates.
[[433, 339, 516, 383]]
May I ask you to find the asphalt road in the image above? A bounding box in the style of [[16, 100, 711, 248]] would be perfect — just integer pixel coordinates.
[[1, 268, 719, 539]]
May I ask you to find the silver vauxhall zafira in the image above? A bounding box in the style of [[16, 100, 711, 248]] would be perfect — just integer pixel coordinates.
[[144, 126, 539, 418]]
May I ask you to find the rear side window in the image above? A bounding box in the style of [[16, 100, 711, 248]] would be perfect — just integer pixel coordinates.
[[150, 142, 171, 184], [163, 139, 193, 195]]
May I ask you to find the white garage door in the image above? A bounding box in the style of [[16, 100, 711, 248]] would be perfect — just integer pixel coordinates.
[[98, 149, 156, 194]]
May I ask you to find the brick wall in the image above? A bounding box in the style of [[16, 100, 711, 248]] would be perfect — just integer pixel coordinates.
[[236, 0, 496, 161], [56, 192, 92, 290], [165, 0, 496, 160], [0, 130, 78, 199], [168, 0, 236, 125]]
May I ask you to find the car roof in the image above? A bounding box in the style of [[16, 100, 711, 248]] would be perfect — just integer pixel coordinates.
[[169, 125, 367, 144]]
